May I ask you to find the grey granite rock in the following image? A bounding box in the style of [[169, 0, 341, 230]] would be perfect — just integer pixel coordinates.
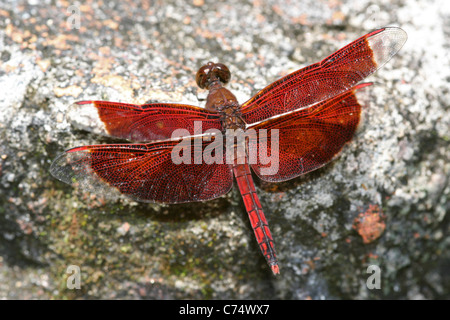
[[0, 0, 448, 299]]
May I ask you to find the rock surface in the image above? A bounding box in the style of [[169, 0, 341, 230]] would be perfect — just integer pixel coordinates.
[[0, 0, 448, 299]]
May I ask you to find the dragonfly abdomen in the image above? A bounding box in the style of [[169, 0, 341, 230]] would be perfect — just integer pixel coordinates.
[[232, 158, 279, 275]]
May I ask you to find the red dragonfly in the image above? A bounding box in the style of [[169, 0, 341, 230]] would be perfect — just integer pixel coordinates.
[[50, 27, 407, 275]]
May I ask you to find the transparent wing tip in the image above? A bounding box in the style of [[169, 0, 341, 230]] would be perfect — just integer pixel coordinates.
[[368, 27, 408, 68]]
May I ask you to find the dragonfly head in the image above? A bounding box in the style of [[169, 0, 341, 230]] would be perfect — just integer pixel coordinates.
[[196, 62, 231, 89]]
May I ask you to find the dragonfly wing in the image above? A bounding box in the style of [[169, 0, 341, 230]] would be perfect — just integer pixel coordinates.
[[68, 101, 222, 141], [50, 136, 233, 203], [241, 27, 406, 124], [247, 83, 370, 182]]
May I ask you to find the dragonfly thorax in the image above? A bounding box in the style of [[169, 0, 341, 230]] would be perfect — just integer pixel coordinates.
[[204, 86, 244, 130]]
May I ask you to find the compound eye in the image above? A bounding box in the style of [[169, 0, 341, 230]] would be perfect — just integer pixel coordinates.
[[213, 63, 231, 86], [195, 62, 231, 89], [196, 62, 214, 89]]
